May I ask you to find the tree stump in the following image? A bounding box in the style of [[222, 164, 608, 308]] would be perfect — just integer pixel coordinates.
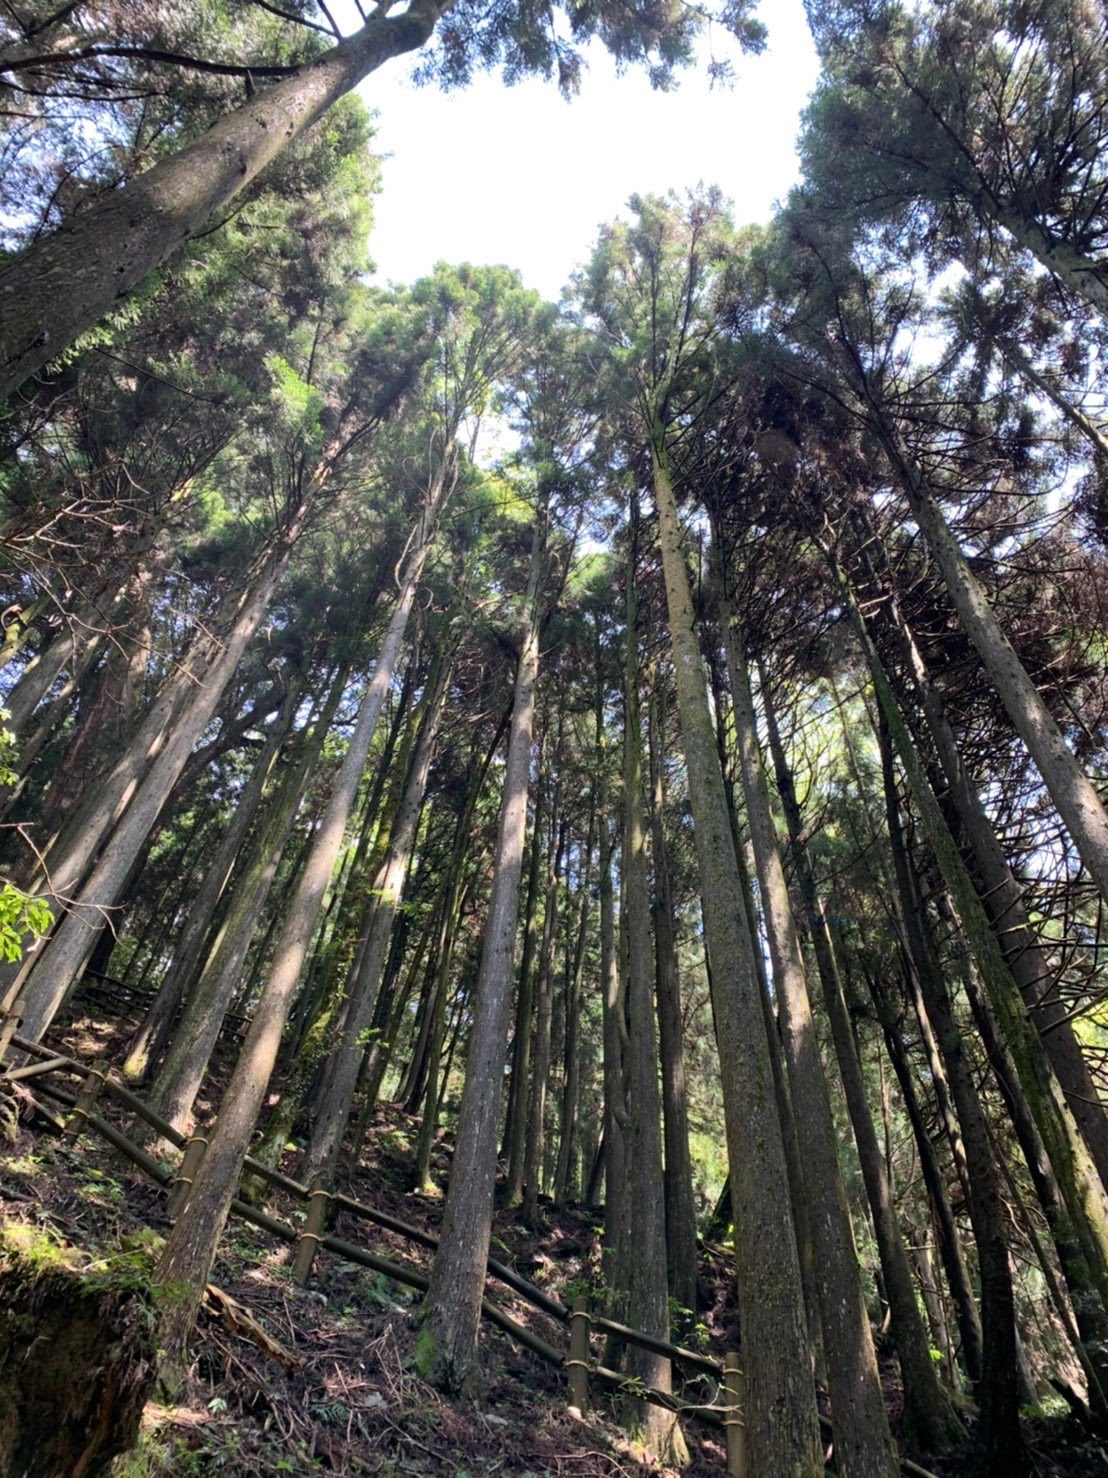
[[0, 1226, 158, 1477]]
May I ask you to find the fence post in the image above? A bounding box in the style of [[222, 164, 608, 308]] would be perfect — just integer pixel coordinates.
[[567, 1295, 590, 1412], [293, 1177, 330, 1285], [723, 1351, 747, 1478], [64, 1058, 109, 1141], [167, 1132, 208, 1218]]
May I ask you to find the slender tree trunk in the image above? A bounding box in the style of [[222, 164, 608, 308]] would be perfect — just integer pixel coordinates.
[[599, 801, 626, 1292], [0, 0, 456, 396], [619, 538, 685, 1465], [146, 666, 345, 1138], [503, 722, 548, 1204], [412, 897, 462, 1192], [2, 598, 105, 740], [868, 963, 984, 1388], [417, 515, 544, 1396], [837, 553, 1108, 1319], [303, 650, 449, 1182], [651, 445, 821, 1475], [953, 910, 1108, 1416], [987, 200, 1108, 320], [122, 674, 302, 1082], [155, 489, 444, 1369], [521, 813, 564, 1228], [859, 398, 1108, 911], [850, 511, 1108, 1189], [648, 661, 698, 1317], [879, 719, 1025, 1475], [722, 601, 897, 1477], [1, 524, 303, 1054], [760, 664, 961, 1450], [552, 818, 592, 1206]]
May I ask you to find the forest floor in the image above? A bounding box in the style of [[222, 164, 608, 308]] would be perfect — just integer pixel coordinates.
[[2, 1003, 1107, 1476]]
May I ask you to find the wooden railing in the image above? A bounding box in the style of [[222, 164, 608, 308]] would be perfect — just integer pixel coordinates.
[[4, 1037, 937, 1478]]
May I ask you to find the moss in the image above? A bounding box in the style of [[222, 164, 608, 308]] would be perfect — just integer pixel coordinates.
[[413, 1317, 438, 1380]]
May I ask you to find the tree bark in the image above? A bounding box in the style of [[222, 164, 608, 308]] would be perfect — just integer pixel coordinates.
[[304, 647, 449, 1182], [759, 663, 961, 1452], [838, 553, 1108, 1323], [417, 513, 544, 1396], [647, 661, 699, 1318], [722, 599, 897, 1478], [521, 812, 564, 1228], [862, 401, 1108, 912], [503, 722, 547, 1205], [619, 526, 685, 1464], [155, 487, 443, 1368], [651, 444, 821, 1476], [0, 0, 456, 396], [1, 523, 302, 1054], [122, 673, 302, 1083], [849, 508, 1108, 1190], [145, 665, 344, 1139], [552, 820, 592, 1205], [879, 716, 1026, 1475]]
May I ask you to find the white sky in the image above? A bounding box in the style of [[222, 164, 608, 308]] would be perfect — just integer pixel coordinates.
[[356, 1, 821, 302]]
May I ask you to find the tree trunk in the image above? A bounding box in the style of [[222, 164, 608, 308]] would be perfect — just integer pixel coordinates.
[[838, 554, 1108, 1323], [122, 673, 302, 1082], [304, 648, 449, 1182], [1, 523, 302, 1054], [599, 800, 626, 1290], [521, 812, 564, 1228], [868, 963, 984, 1388], [503, 721, 548, 1205], [722, 600, 897, 1478], [651, 444, 821, 1475], [850, 509, 1108, 1190], [760, 664, 961, 1451], [879, 718, 1026, 1475], [146, 665, 345, 1138], [0, 0, 456, 396], [155, 488, 443, 1369], [648, 661, 699, 1318], [552, 817, 592, 1206], [619, 538, 685, 1465], [863, 401, 1108, 912], [417, 514, 544, 1397]]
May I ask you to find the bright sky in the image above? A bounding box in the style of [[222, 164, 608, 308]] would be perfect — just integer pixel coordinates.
[[356, 1, 822, 302]]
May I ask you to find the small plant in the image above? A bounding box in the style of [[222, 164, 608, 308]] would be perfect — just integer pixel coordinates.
[[308, 1399, 349, 1426]]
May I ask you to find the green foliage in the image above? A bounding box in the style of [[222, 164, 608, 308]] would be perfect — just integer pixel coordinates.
[[0, 884, 51, 964], [0, 713, 51, 961]]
